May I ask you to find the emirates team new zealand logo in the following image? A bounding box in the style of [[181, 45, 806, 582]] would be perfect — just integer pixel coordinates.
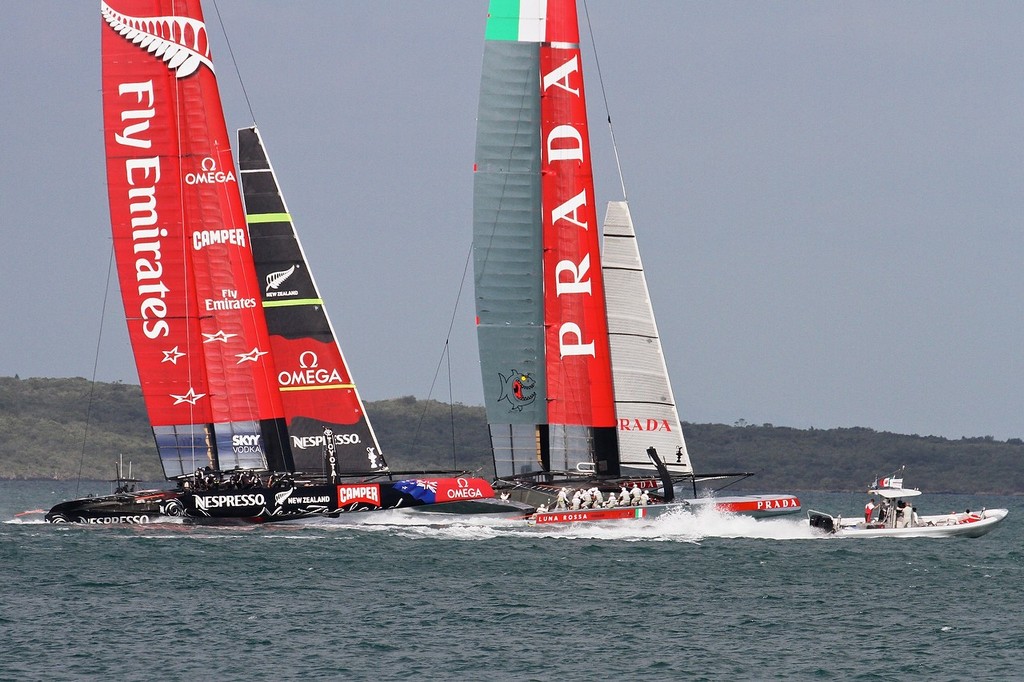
[[497, 370, 536, 412], [101, 2, 215, 78]]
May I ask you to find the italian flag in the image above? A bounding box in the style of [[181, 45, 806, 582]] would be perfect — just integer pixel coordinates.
[[485, 0, 548, 42]]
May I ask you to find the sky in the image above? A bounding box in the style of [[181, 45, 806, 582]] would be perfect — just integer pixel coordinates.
[[2, 2, 1023, 441]]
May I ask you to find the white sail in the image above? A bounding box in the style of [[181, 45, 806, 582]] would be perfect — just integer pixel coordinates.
[[602, 201, 692, 473]]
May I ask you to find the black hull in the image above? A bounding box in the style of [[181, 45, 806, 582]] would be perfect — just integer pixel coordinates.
[[46, 476, 495, 524], [405, 497, 535, 516]]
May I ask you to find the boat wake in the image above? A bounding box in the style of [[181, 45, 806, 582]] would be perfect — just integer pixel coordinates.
[[304, 505, 817, 542]]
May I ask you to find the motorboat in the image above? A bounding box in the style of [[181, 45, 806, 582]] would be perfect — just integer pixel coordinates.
[[807, 470, 1007, 538]]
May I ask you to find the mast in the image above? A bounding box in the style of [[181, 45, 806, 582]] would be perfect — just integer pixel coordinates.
[[100, 0, 290, 477], [474, 0, 617, 478], [237, 127, 388, 477]]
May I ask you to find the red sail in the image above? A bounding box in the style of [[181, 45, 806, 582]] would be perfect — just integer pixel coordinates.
[[539, 2, 615, 427], [101, 1, 286, 472]]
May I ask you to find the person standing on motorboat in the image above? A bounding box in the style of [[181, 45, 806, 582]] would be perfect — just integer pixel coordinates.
[[864, 497, 876, 523], [896, 500, 910, 528], [876, 498, 890, 526]]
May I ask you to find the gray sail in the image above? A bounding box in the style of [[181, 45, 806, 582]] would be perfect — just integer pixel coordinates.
[[472, 40, 547, 478]]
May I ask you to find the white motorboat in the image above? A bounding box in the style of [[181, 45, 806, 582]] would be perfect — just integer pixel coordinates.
[[807, 471, 1008, 538]]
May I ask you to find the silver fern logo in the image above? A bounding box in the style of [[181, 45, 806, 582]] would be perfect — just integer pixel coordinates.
[[101, 2, 215, 78], [265, 265, 300, 298], [266, 265, 297, 291]]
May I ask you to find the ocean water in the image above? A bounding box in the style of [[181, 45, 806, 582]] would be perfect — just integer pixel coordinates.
[[2, 480, 1022, 681]]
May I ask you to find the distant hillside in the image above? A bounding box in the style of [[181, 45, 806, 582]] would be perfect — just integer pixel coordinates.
[[1, 376, 1021, 493], [683, 422, 1024, 495]]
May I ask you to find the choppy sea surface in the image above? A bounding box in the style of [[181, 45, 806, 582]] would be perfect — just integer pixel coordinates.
[[2, 480, 1022, 681]]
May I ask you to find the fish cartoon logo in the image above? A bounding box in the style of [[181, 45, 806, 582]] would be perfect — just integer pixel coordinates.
[[497, 370, 536, 412]]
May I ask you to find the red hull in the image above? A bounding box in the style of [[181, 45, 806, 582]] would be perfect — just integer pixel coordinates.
[[532, 494, 802, 525], [534, 507, 651, 524], [711, 495, 802, 516]]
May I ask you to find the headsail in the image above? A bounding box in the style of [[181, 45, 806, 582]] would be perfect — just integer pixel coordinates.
[[602, 202, 691, 473], [474, 0, 617, 478], [101, 0, 289, 478], [237, 127, 388, 477]]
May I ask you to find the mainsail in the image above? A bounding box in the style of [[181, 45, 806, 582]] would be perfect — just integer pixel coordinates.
[[101, 0, 289, 477], [237, 127, 387, 477], [474, 0, 618, 478]]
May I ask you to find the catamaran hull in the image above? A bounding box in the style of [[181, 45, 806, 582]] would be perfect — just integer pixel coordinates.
[[533, 504, 682, 524], [532, 494, 802, 525], [807, 508, 1009, 538], [696, 494, 802, 517], [45, 477, 496, 524], [404, 497, 536, 516], [45, 490, 178, 524]]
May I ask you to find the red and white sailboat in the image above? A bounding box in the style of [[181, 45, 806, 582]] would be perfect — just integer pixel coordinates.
[[471, 0, 800, 524], [47, 0, 494, 523]]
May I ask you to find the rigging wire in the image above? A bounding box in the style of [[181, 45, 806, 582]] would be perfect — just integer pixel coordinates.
[[447, 344, 457, 470], [75, 242, 118, 498], [211, 0, 257, 124], [582, 0, 628, 201], [412, 242, 476, 469]]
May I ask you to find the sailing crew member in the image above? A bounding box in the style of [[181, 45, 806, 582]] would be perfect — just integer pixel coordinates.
[[864, 497, 876, 523], [555, 488, 570, 510]]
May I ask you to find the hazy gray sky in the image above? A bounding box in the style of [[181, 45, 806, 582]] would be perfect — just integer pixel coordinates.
[[3, 2, 1022, 441]]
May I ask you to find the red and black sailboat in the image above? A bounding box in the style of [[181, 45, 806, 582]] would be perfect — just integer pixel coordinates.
[[47, 0, 494, 523], [472, 0, 800, 523]]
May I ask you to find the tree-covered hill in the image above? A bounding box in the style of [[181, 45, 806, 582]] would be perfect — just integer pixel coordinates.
[[685, 422, 1023, 495], [0, 376, 151, 480], [1, 376, 1021, 493]]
